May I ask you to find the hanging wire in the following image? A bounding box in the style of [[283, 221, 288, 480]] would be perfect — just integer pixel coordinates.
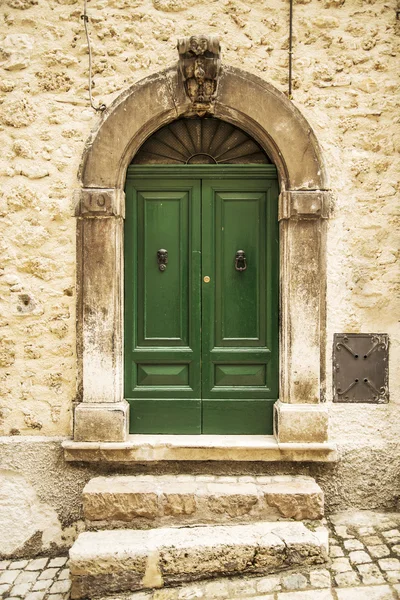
[[288, 0, 293, 99], [81, 0, 106, 112]]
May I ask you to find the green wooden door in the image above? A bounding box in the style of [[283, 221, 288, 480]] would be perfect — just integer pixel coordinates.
[[125, 166, 279, 434]]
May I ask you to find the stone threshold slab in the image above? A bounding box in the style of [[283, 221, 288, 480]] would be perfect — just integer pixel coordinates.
[[63, 434, 338, 462], [69, 521, 329, 599]]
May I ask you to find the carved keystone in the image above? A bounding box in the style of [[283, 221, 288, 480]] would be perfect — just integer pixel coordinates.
[[177, 34, 221, 117], [75, 189, 125, 218], [279, 191, 330, 221]]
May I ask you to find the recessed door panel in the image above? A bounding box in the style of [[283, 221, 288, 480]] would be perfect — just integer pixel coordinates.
[[137, 190, 189, 345], [214, 191, 266, 345], [214, 364, 267, 387], [137, 364, 190, 387]]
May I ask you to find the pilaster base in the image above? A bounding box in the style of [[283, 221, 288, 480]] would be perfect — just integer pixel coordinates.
[[274, 400, 329, 443], [74, 401, 129, 442]]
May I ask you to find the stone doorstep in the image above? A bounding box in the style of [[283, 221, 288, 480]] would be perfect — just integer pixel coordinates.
[[62, 434, 338, 463], [68, 521, 329, 599], [83, 475, 324, 526]]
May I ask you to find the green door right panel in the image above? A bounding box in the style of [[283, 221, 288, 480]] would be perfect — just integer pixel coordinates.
[[125, 166, 279, 434], [201, 178, 279, 433]]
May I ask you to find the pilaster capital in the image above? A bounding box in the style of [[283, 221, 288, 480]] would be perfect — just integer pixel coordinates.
[[75, 188, 125, 218], [278, 190, 331, 221]]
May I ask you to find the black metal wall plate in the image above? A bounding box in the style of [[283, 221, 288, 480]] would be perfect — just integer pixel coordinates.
[[333, 333, 389, 403]]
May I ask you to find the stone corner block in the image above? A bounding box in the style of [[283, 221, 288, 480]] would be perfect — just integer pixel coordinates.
[[279, 190, 331, 221], [74, 188, 125, 218], [274, 400, 329, 443], [74, 400, 129, 442]]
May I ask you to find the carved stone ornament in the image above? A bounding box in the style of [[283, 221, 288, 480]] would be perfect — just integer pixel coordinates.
[[177, 35, 221, 117]]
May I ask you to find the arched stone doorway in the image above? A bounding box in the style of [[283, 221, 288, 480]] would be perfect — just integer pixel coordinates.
[[71, 64, 332, 452]]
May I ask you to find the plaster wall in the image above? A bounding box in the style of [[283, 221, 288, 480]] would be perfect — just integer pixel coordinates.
[[0, 0, 399, 556]]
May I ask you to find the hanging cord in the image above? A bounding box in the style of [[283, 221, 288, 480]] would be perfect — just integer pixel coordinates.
[[288, 0, 293, 99], [81, 0, 106, 112]]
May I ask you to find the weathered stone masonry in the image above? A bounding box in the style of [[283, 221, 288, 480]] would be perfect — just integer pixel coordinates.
[[0, 0, 399, 557]]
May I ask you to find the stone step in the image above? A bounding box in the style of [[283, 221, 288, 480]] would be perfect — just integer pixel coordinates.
[[83, 474, 324, 528], [69, 521, 329, 599]]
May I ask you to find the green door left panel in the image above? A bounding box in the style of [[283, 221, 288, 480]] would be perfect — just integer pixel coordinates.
[[124, 179, 201, 433]]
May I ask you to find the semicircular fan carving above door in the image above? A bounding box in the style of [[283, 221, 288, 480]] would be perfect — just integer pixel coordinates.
[[131, 118, 271, 165]]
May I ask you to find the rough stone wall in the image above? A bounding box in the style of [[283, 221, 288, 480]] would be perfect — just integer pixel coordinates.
[[0, 0, 398, 437], [0, 0, 399, 554]]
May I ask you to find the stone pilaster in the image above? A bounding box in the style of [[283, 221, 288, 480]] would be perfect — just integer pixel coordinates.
[[276, 190, 330, 443], [74, 188, 128, 442]]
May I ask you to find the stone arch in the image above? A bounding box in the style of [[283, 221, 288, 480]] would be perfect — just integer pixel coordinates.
[[80, 65, 328, 192], [73, 64, 331, 448]]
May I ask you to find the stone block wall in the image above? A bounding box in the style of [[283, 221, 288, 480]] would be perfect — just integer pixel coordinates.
[[0, 0, 399, 556]]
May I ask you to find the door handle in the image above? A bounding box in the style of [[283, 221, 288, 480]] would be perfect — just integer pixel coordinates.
[[235, 250, 247, 272], [157, 248, 168, 271]]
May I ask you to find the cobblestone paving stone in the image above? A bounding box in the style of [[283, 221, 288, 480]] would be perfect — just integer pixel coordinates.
[[1, 512, 400, 599]]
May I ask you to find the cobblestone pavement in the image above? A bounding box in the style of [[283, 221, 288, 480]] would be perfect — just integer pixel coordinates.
[[1, 511, 400, 600], [0, 557, 70, 600]]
